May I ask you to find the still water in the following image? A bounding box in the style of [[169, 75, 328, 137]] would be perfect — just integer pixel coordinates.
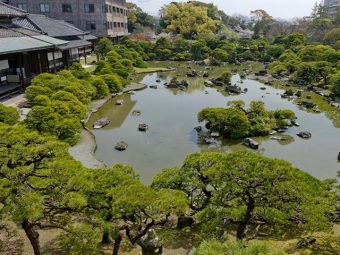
[[88, 62, 340, 184]]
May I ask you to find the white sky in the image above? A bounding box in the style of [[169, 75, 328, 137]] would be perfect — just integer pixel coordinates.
[[128, 0, 320, 19]]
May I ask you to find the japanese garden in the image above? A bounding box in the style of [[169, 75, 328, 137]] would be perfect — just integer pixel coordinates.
[[1, 1, 340, 255]]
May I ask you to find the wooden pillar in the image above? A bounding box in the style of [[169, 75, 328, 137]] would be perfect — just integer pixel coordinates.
[[18, 53, 25, 89], [45, 50, 49, 73], [84, 47, 87, 66], [52, 51, 57, 74]]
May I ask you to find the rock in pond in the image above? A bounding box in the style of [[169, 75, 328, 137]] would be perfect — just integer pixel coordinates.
[[115, 100, 124, 105], [243, 138, 259, 149], [138, 124, 148, 131], [195, 126, 202, 132], [291, 119, 300, 126], [149, 85, 158, 89], [297, 131, 312, 139], [132, 109, 141, 116], [115, 141, 128, 151], [93, 117, 110, 129], [204, 137, 215, 144], [269, 130, 277, 135]]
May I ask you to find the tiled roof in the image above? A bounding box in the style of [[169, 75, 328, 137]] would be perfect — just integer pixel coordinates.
[[13, 17, 40, 31], [78, 34, 98, 40], [0, 35, 68, 55], [0, 2, 27, 18], [58, 39, 92, 50], [13, 14, 86, 37], [0, 23, 41, 38]]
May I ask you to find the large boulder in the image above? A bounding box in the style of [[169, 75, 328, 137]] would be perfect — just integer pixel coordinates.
[[243, 138, 259, 149], [177, 216, 194, 229], [297, 131, 312, 139]]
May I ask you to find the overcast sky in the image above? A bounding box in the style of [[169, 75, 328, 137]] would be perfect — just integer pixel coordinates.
[[128, 0, 320, 19]]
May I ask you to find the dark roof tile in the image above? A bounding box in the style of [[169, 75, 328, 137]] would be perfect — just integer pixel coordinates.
[[13, 14, 86, 37], [0, 23, 41, 38], [0, 2, 27, 18]]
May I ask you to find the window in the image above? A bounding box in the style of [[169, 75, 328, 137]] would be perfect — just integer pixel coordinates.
[[40, 4, 50, 13], [17, 3, 27, 11], [113, 22, 117, 27], [84, 4, 94, 13], [62, 4, 72, 13], [102, 4, 108, 13], [109, 5, 112, 13], [86, 21, 96, 30]]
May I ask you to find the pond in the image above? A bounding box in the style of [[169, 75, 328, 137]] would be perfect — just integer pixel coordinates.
[[88, 61, 340, 184]]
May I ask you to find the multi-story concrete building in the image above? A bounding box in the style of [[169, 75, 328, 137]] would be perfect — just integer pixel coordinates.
[[322, 0, 340, 17], [3, 0, 128, 41]]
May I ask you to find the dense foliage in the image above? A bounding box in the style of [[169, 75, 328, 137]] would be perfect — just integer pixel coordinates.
[[3, 2, 340, 254], [0, 123, 188, 255], [152, 151, 336, 240], [198, 100, 296, 138]]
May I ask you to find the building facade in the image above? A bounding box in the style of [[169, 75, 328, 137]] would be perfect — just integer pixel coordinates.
[[5, 0, 128, 40], [322, 0, 340, 17]]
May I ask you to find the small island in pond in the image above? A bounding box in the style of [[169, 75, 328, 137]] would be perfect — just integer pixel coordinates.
[[197, 100, 298, 143]]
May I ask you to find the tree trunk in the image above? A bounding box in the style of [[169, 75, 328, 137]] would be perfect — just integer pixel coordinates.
[[236, 193, 256, 240], [112, 234, 122, 255], [102, 231, 110, 244], [22, 219, 41, 255]]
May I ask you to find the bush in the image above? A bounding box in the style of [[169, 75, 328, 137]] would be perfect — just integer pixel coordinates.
[[174, 53, 186, 61], [0, 104, 19, 125], [100, 74, 123, 93], [91, 77, 110, 98]]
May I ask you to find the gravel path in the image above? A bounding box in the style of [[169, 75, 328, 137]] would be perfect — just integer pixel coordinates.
[[68, 97, 110, 169], [68, 129, 106, 169]]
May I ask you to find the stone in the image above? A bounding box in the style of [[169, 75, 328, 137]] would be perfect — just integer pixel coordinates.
[[138, 124, 149, 131], [139, 229, 163, 255], [177, 216, 194, 229], [243, 138, 259, 149], [93, 117, 110, 129], [297, 131, 312, 139], [115, 141, 128, 151]]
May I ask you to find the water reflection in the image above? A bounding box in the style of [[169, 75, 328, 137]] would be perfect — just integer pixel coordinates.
[[88, 62, 340, 184]]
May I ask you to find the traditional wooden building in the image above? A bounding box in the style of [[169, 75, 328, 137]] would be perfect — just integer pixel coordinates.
[[13, 13, 98, 68], [0, 2, 69, 96], [0, 2, 97, 97]]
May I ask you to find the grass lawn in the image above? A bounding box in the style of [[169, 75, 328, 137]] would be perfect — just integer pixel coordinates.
[[80, 55, 97, 66], [83, 65, 96, 73]]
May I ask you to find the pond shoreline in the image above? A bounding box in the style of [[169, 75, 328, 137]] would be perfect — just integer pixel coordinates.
[[69, 83, 147, 169]]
